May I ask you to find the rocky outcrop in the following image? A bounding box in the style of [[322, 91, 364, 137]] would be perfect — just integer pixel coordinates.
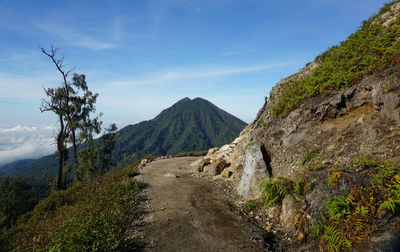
[[255, 74, 400, 179], [197, 73, 400, 190]]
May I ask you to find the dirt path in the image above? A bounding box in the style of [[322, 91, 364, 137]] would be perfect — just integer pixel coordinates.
[[131, 157, 273, 252]]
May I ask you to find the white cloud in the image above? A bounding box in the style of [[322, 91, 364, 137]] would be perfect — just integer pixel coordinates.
[[111, 62, 293, 87], [0, 144, 46, 165], [209, 50, 255, 61], [0, 125, 37, 133], [0, 124, 56, 165], [0, 71, 59, 100], [34, 22, 117, 50]]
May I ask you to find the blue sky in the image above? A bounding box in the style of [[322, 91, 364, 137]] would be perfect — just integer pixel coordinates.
[[0, 0, 390, 164]]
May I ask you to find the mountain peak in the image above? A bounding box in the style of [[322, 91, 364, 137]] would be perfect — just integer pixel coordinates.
[[192, 97, 209, 103], [177, 97, 191, 103], [103, 96, 247, 159]]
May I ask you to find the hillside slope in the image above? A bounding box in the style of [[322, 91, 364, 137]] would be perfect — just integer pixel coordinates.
[[0, 97, 246, 180], [2, 159, 143, 251], [195, 1, 400, 251]]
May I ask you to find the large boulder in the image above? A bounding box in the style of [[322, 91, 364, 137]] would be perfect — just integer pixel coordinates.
[[204, 160, 227, 176], [237, 143, 271, 199]]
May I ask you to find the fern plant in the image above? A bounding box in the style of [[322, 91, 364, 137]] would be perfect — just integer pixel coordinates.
[[310, 218, 324, 238], [323, 225, 352, 252], [376, 166, 400, 213], [260, 180, 290, 209], [301, 148, 327, 172], [350, 205, 370, 233], [301, 148, 324, 164], [325, 196, 350, 221], [379, 198, 400, 213], [352, 155, 377, 170], [294, 178, 304, 195]]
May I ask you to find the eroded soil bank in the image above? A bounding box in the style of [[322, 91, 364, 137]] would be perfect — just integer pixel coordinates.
[[129, 157, 273, 252]]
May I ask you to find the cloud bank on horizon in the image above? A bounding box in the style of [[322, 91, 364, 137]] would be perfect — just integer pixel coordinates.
[[0, 125, 56, 165]]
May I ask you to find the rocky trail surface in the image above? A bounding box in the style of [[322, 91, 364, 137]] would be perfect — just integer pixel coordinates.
[[130, 157, 273, 252]]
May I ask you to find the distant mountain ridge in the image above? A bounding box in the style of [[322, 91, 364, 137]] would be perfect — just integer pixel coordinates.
[[0, 97, 247, 179]]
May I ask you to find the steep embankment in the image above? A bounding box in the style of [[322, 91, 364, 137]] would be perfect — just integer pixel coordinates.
[[195, 1, 400, 251]]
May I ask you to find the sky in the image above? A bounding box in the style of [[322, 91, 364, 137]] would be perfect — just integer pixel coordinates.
[[0, 0, 390, 165]]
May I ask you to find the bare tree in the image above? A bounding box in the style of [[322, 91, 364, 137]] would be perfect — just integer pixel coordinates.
[[40, 45, 101, 184]]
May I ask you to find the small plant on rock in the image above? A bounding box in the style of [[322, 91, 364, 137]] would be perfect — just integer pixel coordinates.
[[302, 148, 327, 171], [242, 202, 257, 212], [260, 180, 290, 209], [258, 120, 268, 129], [310, 217, 325, 238], [352, 155, 378, 169], [322, 225, 352, 252], [327, 171, 342, 187], [260, 177, 308, 209], [246, 141, 255, 147]]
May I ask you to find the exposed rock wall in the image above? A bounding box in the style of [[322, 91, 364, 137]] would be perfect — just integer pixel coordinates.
[[196, 71, 400, 199]]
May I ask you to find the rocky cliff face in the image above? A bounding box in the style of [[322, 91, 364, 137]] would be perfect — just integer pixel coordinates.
[[194, 1, 400, 250], [197, 67, 400, 196]]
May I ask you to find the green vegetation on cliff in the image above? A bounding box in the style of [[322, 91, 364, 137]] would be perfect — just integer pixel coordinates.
[[272, 1, 400, 117]]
